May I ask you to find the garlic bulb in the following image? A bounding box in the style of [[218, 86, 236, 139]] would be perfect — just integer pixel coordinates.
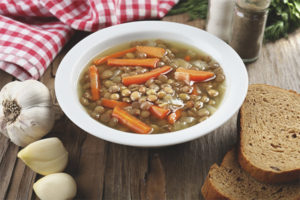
[[0, 80, 54, 147], [18, 137, 68, 175], [33, 173, 77, 200]]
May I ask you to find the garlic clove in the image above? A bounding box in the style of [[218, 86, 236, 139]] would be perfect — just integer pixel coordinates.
[[0, 81, 21, 101], [15, 80, 52, 108], [18, 137, 68, 175], [33, 173, 77, 200], [7, 107, 54, 147]]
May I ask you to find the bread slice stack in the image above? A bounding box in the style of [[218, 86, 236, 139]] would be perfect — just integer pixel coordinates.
[[202, 149, 300, 200], [201, 84, 300, 200]]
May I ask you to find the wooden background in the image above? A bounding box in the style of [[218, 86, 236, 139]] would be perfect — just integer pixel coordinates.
[[0, 14, 299, 200]]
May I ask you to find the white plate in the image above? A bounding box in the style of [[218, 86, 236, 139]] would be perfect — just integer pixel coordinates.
[[55, 21, 248, 147]]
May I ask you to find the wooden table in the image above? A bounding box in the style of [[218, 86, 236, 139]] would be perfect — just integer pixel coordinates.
[[1, 14, 299, 200]]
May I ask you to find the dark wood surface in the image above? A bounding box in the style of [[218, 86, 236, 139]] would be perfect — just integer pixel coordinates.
[[0, 14, 299, 200]]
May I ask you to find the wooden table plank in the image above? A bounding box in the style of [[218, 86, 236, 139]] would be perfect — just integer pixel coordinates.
[[0, 72, 17, 200], [0, 14, 299, 200]]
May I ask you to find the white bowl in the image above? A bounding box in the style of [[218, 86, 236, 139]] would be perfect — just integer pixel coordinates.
[[55, 21, 248, 147]]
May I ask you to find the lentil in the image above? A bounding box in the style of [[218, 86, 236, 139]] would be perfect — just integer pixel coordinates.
[[158, 74, 168, 83], [138, 96, 147, 104], [140, 101, 152, 110], [147, 95, 158, 102], [149, 84, 160, 91], [108, 117, 119, 126], [122, 97, 131, 103], [111, 76, 121, 83], [104, 92, 111, 99], [101, 70, 113, 79], [94, 106, 105, 114], [157, 91, 166, 99], [141, 110, 151, 118], [179, 93, 190, 101], [83, 91, 92, 100], [100, 110, 112, 123], [207, 89, 219, 97], [186, 101, 194, 108], [197, 108, 210, 117], [109, 85, 120, 93], [146, 89, 156, 96], [130, 91, 141, 101], [201, 95, 210, 103], [91, 112, 100, 120], [145, 78, 154, 87], [195, 101, 204, 109], [80, 97, 89, 106], [181, 86, 192, 93], [121, 89, 131, 96], [163, 87, 174, 94], [128, 84, 140, 91], [110, 93, 120, 100], [104, 80, 114, 88]]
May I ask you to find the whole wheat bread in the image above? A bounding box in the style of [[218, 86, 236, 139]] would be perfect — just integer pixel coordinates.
[[238, 84, 300, 183], [201, 149, 300, 200]]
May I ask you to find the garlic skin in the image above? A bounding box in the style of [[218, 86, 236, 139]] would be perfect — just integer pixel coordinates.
[[18, 137, 68, 175], [0, 80, 54, 147], [33, 173, 77, 200]]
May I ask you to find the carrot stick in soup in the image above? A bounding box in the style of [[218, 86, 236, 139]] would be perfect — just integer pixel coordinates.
[[107, 58, 159, 68], [89, 65, 100, 101], [112, 106, 152, 134], [136, 46, 166, 58], [122, 66, 172, 86], [94, 47, 136, 65]]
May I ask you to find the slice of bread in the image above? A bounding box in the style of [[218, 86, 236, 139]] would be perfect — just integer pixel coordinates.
[[238, 84, 300, 183], [201, 149, 300, 200]]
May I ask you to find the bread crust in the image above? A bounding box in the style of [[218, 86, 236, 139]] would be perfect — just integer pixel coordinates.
[[238, 84, 300, 184], [201, 164, 230, 200]]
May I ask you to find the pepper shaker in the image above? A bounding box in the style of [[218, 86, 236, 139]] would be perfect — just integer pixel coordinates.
[[229, 0, 271, 62]]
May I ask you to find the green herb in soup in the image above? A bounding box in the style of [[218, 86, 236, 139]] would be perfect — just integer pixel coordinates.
[[78, 40, 226, 134]]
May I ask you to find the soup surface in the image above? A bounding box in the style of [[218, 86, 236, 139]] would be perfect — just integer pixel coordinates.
[[78, 40, 225, 134]]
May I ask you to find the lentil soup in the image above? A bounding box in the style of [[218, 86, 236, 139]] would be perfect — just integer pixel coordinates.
[[78, 40, 226, 134]]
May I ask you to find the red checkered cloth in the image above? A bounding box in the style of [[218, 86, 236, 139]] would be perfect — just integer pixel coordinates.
[[0, 0, 178, 80]]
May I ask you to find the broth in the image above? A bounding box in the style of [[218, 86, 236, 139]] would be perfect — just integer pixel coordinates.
[[78, 39, 226, 134]]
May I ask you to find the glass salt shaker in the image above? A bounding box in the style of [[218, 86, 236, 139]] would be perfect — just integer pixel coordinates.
[[206, 0, 235, 43], [229, 0, 271, 62]]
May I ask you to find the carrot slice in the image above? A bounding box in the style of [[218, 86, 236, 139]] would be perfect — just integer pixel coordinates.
[[184, 55, 191, 61], [122, 66, 172, 86], [101, 98, 130, 108], [89, 65, 100, 101], [94, 47, 136, 65], [191, 85, 198, 95], [176, 67, 215, 82], [112, 106, 152, 134], [167, 109, 182, 125], [136, 46, 166, 58], [107, 58, 159, 68], [149, 105, 170, 119]]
